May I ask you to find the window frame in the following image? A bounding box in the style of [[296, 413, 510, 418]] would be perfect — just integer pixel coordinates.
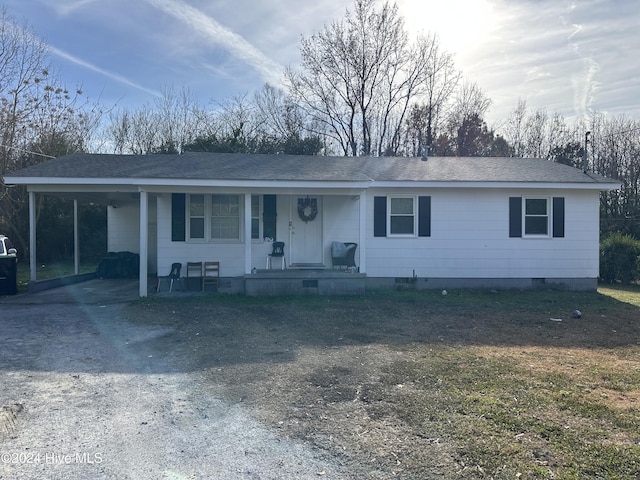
[[188, 194, 206, 240], [387, 195, 417, 237], [251, 194, 262, 241], [186, 193, 244, 242], [523, 196, 550, 238]]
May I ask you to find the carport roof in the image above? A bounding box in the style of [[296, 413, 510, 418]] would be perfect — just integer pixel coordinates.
[[4, 152, 619, 187]]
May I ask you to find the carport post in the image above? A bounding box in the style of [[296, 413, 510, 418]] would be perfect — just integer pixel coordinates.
[[244, 193, 252, 274], [358, 191, 366, 273], [139, 190, 148, 297], [74, 199, 79, 275], [29, 191, 36, 281]]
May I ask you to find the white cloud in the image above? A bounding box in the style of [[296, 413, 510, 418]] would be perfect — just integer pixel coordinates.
[[8, 0, 637, 123], [143, 0, 286, 88], [50, 47, 163, 98], [46, 0, 99, 16]]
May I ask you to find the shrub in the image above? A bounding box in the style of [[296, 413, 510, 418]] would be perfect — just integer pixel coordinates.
[[600, 232, 640, 283]]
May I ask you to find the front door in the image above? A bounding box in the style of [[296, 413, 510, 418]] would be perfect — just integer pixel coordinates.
[[290, 196, 323, 266]]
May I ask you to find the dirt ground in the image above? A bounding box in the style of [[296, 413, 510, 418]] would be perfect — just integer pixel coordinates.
[[1, 280, 639, 479]]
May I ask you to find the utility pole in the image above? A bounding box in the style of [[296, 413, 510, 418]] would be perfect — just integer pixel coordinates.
[[582, 131, 591, 173]]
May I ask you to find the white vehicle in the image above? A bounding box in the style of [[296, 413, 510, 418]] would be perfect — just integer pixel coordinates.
[[0, 235, 17, 258]]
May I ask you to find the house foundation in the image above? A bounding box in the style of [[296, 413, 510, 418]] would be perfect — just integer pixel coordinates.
[[244, 269, 366, 296]]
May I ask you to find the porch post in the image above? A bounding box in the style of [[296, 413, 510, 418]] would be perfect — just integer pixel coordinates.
[[73, 199, 79, 275], [244, 193, 252, 274], [359, 191, 367, 273], [29, 191, 36, 282], [139, 190, 148, 297]]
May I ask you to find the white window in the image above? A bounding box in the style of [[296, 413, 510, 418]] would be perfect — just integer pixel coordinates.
[[187, 194, 242, 241], [388, 196, 416, 236], [189, 194, 205, 239], [524, 197, 549, 236]]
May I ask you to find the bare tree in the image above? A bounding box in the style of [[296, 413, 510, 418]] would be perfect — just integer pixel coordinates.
[[254, 84, 296, 139], [439, 81, 492, 155], [154, 85, 202, 153], [417, 35, 460, 154], [0, 7, 53, 179], [503, 99, 528, 157], [522, 108, 549, 158], [286, 0, 454, 156], [0, 8, 102, 256], [108, 106, 160, 154], [108, 86, 204, 154], [448, 81, 491, 126]]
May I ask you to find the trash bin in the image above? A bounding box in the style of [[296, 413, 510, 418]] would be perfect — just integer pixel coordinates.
[[0, 257, 17, 295]]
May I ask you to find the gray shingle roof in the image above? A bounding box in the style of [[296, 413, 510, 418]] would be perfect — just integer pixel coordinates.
[[5, 152, 618, 185]]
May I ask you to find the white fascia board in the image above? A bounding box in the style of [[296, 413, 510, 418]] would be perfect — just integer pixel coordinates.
[[370, 181, 621, 191], [6, 177, 140, 186], [8, 177, 371, 190], [26, 183, 139, 193], [140, 185, 368, 196], [136, 179, 372, 189], [8, 176, 620, 192]]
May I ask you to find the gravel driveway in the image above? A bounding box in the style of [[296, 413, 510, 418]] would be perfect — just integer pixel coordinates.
[[0, 280, 351, 480]]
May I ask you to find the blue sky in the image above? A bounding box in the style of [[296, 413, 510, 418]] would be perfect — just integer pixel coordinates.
[[4, 0, 639, 127]]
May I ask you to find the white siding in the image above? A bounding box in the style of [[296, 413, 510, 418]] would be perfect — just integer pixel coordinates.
[[107, 197, 158, 274], [365, 188, 601, 280], [107, 203, 139, 253], [156, 193, 245, 277], [321, 195, 361, 266], [155, 193, 363, 276], [149, 188, 601, 282]]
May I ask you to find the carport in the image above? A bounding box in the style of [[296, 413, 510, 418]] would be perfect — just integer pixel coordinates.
[[7, 183, 152, 297]]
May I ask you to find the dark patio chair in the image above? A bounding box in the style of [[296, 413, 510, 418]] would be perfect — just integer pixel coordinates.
[[266, 241, 286, 270], [332, 242, 357, 270], [157, 262, 181, 292]]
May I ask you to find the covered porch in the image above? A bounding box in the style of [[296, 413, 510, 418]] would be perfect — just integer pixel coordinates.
[[20, 187, 368, 297]]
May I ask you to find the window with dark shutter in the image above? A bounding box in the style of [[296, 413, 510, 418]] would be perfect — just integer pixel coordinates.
[[510, 196, 565, 238]]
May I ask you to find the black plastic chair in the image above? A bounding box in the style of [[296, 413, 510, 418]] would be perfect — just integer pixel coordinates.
[[157, 262, 181, 292], [266, 241, 286, 270]]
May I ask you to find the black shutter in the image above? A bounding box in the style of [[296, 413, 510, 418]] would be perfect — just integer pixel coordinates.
[[263, 194, 277, 240], [553, 197, 565, 238], [509, 197, 522, 238], [171, 193, 186, 242], [373, 196, 387, 237], [418, 196, 431, 237]]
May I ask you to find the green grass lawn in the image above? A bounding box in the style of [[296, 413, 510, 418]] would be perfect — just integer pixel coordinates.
[[15, 260, 97, 293], [371, 287, 640, 478], [135, 285, 640, 478]]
